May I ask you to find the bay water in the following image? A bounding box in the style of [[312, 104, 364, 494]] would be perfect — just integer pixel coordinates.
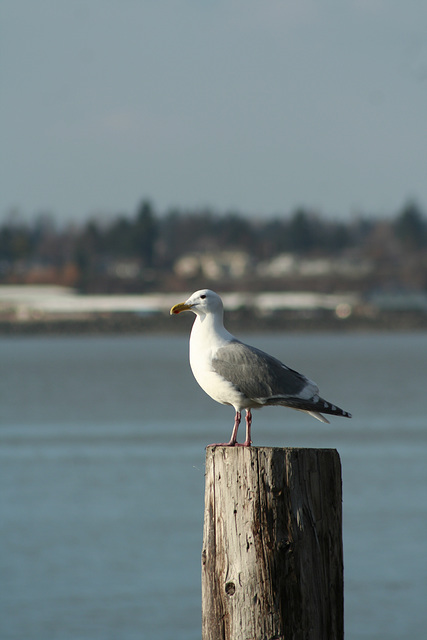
[[1, 332, 426, 639]]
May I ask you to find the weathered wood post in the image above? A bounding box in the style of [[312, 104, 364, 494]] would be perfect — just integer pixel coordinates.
[[202, 446, 343, 640]]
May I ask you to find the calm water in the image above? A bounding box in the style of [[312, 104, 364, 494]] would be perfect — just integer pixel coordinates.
[[1, 333, 426, 640]]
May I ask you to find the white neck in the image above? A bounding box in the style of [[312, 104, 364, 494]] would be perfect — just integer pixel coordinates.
[[189, 311, 234, 363]]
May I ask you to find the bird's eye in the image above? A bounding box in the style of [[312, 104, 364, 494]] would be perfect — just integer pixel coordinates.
[[200, 295, 206, 299]]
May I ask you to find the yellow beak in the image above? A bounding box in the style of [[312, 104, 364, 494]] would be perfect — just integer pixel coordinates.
[[170, 302, 193, 315]]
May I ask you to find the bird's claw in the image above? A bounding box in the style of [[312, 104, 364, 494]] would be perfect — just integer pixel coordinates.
[[207, 440, 252, 448]]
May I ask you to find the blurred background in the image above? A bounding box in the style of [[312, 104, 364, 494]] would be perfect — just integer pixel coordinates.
[[1, 2, 427, 639]]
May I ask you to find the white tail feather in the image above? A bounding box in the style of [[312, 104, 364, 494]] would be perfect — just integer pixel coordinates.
[[306, 410, 330, 424]]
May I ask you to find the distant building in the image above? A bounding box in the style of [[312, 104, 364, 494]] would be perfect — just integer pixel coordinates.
[[174, 251, 252, 280], [257, 253, 373, 279]]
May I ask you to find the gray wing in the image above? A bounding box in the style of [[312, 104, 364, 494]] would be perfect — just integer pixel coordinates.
[[211, 340, 318, 404]]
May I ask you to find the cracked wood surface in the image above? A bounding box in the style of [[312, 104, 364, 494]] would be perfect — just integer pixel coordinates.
[[201, 446, 343, 640]]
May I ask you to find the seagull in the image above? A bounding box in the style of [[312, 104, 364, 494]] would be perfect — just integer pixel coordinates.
[[170, 289, 351, 446]]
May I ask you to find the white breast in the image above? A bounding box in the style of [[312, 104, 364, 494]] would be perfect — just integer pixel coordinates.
[[189, 315, 247, 410]]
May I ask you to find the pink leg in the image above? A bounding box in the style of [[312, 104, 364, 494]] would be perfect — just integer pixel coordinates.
[[207, 411, 242, 447], [242, 409, 252, 447]]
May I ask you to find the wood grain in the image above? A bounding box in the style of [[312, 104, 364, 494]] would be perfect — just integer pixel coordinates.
[[201, 446, 343, 640]]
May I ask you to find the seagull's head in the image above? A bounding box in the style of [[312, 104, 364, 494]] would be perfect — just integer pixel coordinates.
[[170, 289, 223, 317]]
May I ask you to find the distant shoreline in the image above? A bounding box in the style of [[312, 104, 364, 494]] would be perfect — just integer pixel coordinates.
[[0, 310, 426, 335]]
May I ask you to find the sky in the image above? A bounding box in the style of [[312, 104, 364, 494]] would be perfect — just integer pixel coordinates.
[[1, 0, 427, 223]]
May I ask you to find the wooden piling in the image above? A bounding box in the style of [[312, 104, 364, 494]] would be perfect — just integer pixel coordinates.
[[201, 446, 343, 640]]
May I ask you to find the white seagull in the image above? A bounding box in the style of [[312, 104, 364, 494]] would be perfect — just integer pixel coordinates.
[[170, 289, 351, 446]]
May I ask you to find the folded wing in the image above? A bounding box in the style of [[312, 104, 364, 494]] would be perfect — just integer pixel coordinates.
[[212, 340, 351, 421]]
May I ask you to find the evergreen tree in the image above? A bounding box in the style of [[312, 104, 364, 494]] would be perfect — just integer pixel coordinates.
[[134, 200, 158, 267], [394, 202, 426, 249]]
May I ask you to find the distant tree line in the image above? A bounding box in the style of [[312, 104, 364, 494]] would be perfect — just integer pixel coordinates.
[[0, 200, 426, 291]]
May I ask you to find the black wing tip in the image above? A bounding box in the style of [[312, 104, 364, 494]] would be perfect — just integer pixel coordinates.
[[320, 399, 352, 419], [269, 395, 352, 419]]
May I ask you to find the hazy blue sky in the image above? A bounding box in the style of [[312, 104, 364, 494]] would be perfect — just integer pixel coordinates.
[[2, 0, 427, 222]]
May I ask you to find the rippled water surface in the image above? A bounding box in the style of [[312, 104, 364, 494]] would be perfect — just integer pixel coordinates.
[[1, 333, 426, 639]]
